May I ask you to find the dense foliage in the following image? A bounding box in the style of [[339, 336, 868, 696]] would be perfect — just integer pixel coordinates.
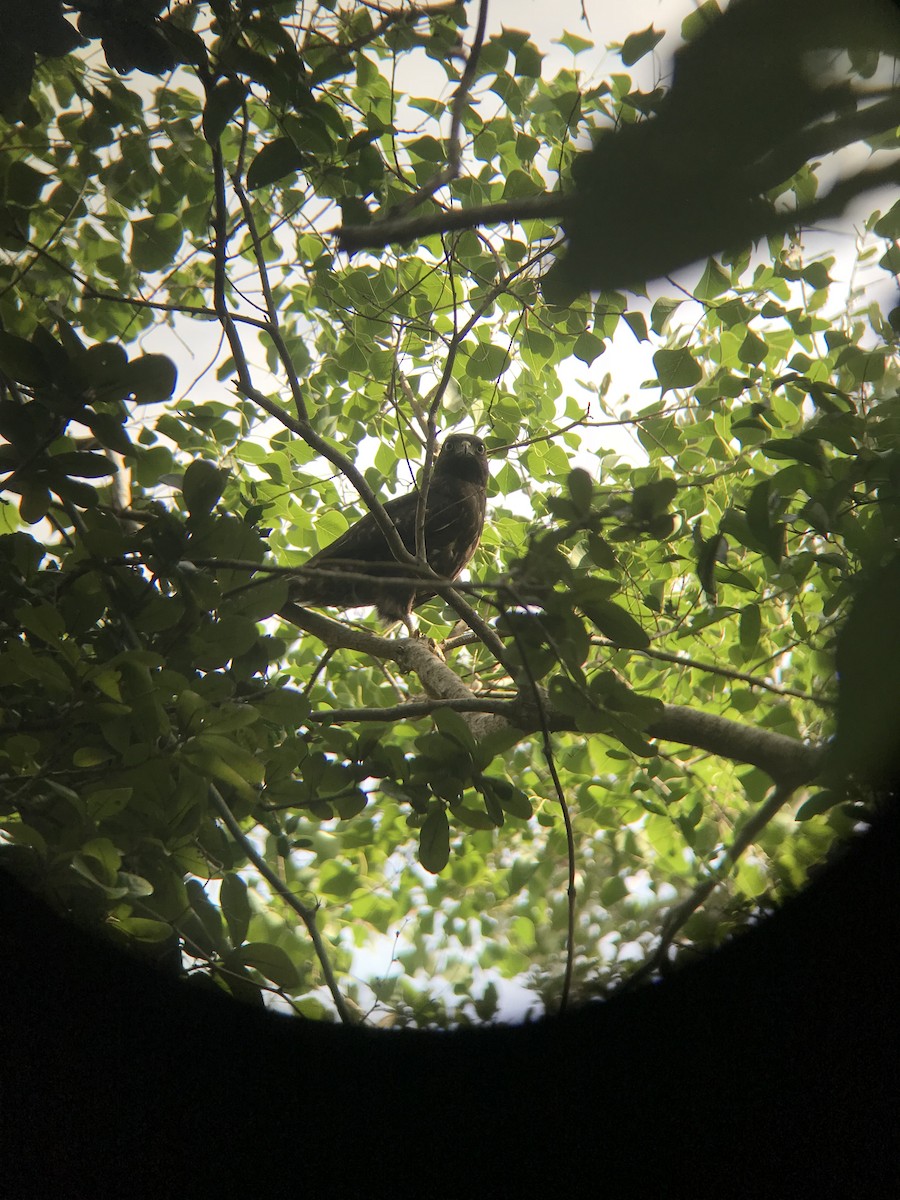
[[2, 0, 899, 1024]]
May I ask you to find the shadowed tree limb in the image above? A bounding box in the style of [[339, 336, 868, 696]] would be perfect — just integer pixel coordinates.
[[281, 606, 826, 788]]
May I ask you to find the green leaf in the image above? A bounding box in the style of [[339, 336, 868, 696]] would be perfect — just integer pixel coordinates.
[[112, 917, 173, 943], [653, 347, 702, 393], [481, 777, 533, 820], [431, 707, 477, 753], [125, 354, 178, 403], [650, 297, 682, 334], [682, 0, 721, 41], [419, 808, 450, 874], [759, 437, 826, 470], [203, 79, 247, 143], [632, 478, 677, 521], [48, 451, 116, 479], [567, 467, 593, 515], [623, 311, 649, 342], [745, 480, 785, 564], [738, 330, 768, 365], [573, 332, 605, 363], [236, 943, 300, 989], [185, 879, 224, 955], [739, 604, 761, 652], [247, 138, 306, 190], [0, 332, 48, 384], [580, 598, 650, 649], [873, 199, 900, 239], [696, 533, 727, 603], [695, 258, 731, 301], [514, 42, 543, 77], [600, 875, 628, 905], [86, 788, 133, 821], [407, 135, 444, 162], [555, 31, 593, 54], [183, 460, 225, 515], [620, 26, 664, 66], [795, 791, 843, 821], [14, 602, 65, 642], [7, 161, 49, 206], [221, 872, 251, 946], [502, 168, 542, 199], [130, 214, 183, 273], [465, 341, 509, 380]]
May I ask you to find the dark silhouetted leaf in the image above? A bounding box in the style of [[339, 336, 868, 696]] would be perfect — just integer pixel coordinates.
[[247, 137, 306, 189], [419, 809, 450, 874]]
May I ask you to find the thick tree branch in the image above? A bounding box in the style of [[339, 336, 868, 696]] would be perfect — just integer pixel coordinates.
[[282, 606, 825, 787], [647, 705, 825, 787], [338, 159, 900, 267]]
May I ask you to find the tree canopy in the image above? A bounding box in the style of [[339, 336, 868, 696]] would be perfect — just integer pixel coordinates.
[[2, 0, 899, 1025]]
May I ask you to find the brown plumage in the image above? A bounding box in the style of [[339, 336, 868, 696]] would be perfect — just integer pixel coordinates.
[[288, 433, 489, 622]]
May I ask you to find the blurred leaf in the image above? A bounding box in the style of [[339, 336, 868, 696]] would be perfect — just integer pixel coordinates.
[[580, 598, 650, 649], [419, 809, 450, 874], [620, 25, 664, 66], [653, 347, 702, 393], [183, 460, 225, 515], [236, 943, 301, 989]]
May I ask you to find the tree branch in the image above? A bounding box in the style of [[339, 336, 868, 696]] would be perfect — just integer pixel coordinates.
[[648, 705, 824, 787], [600, 641, 833, 706], [281, 607, 825, 786], [337, 193, 571, 253], [208, 785, 355, 1025]]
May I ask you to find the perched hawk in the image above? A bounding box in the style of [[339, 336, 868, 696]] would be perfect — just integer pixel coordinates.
[[287, 433, 489, 623]]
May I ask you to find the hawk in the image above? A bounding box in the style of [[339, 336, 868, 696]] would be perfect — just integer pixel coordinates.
[[286, 433, 489, 623]]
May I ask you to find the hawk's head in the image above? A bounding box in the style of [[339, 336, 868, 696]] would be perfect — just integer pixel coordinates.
[[436, 433, 489, 487]]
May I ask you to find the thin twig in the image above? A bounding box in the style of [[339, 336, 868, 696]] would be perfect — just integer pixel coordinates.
[[208, 785, 355, 1024], [595, 640, 833, 706], [500, 603, 577, 1015]]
